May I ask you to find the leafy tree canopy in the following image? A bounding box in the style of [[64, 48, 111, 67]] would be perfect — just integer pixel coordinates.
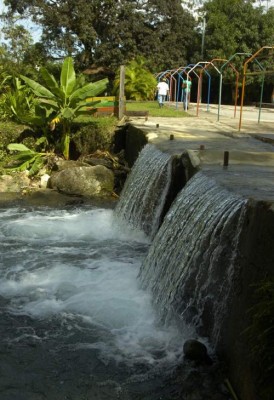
[[2, 0, 198, 72], [201, 0, 274, 72]]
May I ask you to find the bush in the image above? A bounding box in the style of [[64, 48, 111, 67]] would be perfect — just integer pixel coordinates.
[[71, 117, 118, 158]]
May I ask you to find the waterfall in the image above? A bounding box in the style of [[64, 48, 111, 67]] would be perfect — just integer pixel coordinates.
[[115, 144, 172, 238], [139, 171, 247, 347]]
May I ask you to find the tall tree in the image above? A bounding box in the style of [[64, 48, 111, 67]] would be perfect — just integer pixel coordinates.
[[0, 22, 40, 79], [200, 0, 274, 102], [201, 0, 274, 60], [2, 0, 198, 72]]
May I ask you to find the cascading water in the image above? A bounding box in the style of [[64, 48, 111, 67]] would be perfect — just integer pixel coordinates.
[[115, 144, 172, 238], [139, 172, 247, 347], [0, 145, 231, 399], [0, 206, 196, 399]]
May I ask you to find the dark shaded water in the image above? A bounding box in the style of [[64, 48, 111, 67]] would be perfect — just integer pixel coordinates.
[[0, 206, 229, 400]]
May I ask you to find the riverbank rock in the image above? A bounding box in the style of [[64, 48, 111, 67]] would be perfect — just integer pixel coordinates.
[[183, 339, 212, 365], [79, 150, 130, 194], [0, 172, 30, 192], [0, 189, 118, 209], [48, 165, 115, 198]]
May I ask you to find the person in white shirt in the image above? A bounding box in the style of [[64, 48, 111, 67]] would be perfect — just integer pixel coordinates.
[[156, 78, 169, 108]]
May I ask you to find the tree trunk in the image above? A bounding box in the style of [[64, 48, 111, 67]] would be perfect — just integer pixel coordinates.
[[61, 123, 70, 160]]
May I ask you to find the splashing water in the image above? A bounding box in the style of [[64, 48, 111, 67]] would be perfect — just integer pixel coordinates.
[[115, 144, 172, 238], [139, 172, 247, 347], [0, 205, 195, 399]]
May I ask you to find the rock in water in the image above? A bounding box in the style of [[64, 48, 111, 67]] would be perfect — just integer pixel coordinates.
[[183, 339, 212, 365], [49, 165, 114, 198]]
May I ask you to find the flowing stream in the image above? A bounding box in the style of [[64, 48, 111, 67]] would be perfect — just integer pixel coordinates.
[[139, 172, 247, 346], [0, 145, 231, 399], [0, 206, 196, 400], [115, 144, 172, 238]]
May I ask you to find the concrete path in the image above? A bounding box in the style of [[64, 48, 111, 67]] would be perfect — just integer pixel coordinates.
[[127, 104, 274, 203]]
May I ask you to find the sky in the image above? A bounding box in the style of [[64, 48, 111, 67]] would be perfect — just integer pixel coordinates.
[[0, 0, 41, 42]]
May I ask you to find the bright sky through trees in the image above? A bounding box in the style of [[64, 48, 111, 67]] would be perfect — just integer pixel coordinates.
[[0, 0, 273, 44], [0, 0, 41, 42]]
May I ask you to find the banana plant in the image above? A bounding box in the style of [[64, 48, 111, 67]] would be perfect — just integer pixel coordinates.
[[6, 143, 53, 176], [3, 77, 36, 122], [20, 57, 108, 159]]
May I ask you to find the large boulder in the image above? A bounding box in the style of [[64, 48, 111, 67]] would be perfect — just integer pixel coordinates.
[[48, 165, 114, 198], [52, 159, 90, 171]]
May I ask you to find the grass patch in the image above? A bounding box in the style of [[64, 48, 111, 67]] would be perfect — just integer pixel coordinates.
[[126, 101, 189, 118]]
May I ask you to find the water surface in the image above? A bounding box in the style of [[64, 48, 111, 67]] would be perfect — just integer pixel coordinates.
[[0, 205, 204, 400]]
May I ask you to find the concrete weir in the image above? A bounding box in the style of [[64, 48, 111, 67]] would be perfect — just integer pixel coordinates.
[[123, 108, 274, 400]]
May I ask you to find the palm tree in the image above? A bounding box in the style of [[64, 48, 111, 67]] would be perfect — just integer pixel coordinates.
[[20, 57, 108, 159]]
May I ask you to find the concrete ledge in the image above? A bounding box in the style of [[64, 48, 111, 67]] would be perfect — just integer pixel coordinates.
[[125, 110, 149, 120]]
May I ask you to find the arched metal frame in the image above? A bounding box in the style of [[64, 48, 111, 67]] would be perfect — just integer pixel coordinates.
[[210, 58, 240, 121], [155, 46, 274, 125], [173, 66, 202, 110], [186, 61, 220, 115], [164, 70, 178, 102], [156, 70, 176, 102], [239, 46, 274, 131], [186, 64, 211, 113], [217, 53, 252, 122]]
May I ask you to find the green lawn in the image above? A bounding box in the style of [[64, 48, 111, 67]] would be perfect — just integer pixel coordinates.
[[126, 101, 189, 118]]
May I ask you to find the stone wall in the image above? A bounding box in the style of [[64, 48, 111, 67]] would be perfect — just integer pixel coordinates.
[[221, 200, 274, 400], [122, 122, 274, 400], [122, 123, 148, 167]]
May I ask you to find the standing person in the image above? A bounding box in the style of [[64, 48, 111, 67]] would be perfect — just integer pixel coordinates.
[[182, 77, 192, 110], [156, 78, 169, 108]]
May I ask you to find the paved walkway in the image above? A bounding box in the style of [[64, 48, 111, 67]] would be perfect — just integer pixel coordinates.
[[127, 104, 274, 202]]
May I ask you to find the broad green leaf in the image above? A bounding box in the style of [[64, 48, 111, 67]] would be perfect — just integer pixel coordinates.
[[36, 137, 48, 146], [60, 57, 76, 97], [35, 104, 47, 118], [75, 100, 100, 113], [18, 156, 38, 171], [70, 78, 108, 101], [29, 156, 44, 176], [7, 156, 37, 172], [20, 75, 56, 99], [7, 143, 33, 152], [61, 107, 74, 119], [23, 115, 48, 126], [39, 98, 59, 110], [10, 151, 36, 160], [40, 67, 65, 99]]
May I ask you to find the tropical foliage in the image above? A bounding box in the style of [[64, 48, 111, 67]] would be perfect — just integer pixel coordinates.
[[113, 57, 157, 101], [5, 143, 53, 176], [1, 0, 197, 71], [20, 57, 108, 159], [201, 0, 274, 79], [0, 1, 273, 106], [2, 77, 35, 123]]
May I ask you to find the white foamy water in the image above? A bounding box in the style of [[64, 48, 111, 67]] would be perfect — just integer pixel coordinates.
[[0, 206, 193, 370]]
